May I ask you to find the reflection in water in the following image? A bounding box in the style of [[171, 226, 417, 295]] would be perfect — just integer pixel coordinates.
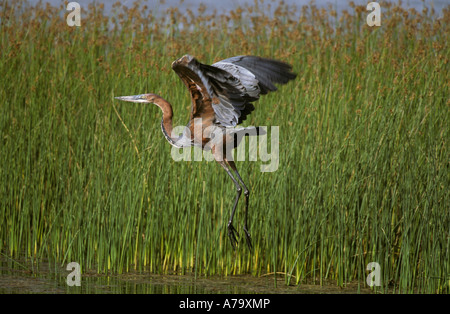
[[0, 258, 370, 294]]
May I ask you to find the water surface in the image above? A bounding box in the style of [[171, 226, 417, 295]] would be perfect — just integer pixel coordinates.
[[0, 258, 371, 294]]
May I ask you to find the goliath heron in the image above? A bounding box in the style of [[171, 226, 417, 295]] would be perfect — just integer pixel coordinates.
[[116, 55, 296, 250]]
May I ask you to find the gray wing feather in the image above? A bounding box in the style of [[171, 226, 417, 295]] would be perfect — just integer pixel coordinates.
[[211, 62, 261, 99], [216, 55, 297, 95]]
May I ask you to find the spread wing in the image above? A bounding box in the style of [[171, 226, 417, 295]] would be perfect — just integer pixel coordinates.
[[171, 54, 296, 127]]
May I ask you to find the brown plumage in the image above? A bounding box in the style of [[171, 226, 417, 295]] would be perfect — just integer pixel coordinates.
[[115, 54, 296, 250]]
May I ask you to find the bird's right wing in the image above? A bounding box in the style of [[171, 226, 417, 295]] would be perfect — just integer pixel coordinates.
[[172, 55, 296, 127], [172, 55, 253, 127], [213, 55, 297, 95]]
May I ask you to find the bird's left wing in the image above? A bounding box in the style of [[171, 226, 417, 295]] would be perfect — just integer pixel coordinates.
[[171, 55, 216, 123]]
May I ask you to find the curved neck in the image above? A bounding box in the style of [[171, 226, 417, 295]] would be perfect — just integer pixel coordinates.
[[154, 96, 178, 147]]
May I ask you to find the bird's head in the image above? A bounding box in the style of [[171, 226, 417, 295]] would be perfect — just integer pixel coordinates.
[[115, 93, 159, 104]]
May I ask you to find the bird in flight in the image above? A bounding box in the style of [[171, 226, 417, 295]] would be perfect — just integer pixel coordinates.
[[116, 54, 296, 250]]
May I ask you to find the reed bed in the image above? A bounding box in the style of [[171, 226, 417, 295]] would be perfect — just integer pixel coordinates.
[[0, 0, 448, 293]]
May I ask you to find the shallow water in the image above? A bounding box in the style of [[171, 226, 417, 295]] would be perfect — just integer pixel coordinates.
[[0, 257, 371, 294]]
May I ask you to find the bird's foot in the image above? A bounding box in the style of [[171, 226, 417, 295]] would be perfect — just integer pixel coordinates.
[[227, 223, 239, 249], [243, 226, 253, 251]]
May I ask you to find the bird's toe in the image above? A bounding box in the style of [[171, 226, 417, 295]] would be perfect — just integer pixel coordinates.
[[243, 227, 253, 250], [227, 223, 239, 249]]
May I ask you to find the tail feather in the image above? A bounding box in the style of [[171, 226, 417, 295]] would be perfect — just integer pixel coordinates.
[[245, 126, 266, 136], [231, 126, 266, 148], [235, 126, 266, 137]]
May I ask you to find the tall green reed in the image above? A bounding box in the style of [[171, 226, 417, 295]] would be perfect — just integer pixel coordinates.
[[0, 0, 448, 292]]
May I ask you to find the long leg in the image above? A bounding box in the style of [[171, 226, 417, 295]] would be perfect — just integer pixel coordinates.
[[216, 160, 242, 249], [226, 159, 252, 250]]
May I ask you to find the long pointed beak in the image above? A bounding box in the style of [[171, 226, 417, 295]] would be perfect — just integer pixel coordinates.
[[115, 94, 149, 103]]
